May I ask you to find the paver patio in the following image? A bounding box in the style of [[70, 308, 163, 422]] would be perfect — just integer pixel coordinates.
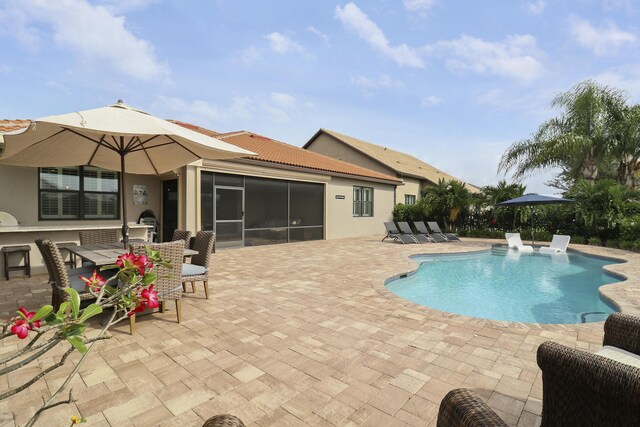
[[1, 237, 639, 426]]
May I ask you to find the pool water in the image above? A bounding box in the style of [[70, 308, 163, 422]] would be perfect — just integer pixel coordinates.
[[385, 248, 623, 324]]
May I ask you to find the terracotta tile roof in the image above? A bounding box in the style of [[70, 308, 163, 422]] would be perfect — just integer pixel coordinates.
[[172, 122, 401, 183], [0, 119, 30, 133], [307, 128, 480, 192]]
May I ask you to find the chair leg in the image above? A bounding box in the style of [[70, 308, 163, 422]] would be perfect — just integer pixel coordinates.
[[203, 281, 209, 299], [191, 282, 196, 293], [129, 313, 136, 335], [160, 301, 166, 313], [175, 300, 182, 323], [182, 282, 186, 292]]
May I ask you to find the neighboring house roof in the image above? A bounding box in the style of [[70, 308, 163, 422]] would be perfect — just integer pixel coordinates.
[[171, 122, 402, 184], [0, 119, 30, 132], [305, 128, 479, 192]]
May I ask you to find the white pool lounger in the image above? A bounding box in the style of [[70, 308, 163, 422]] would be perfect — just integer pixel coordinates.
[[539, 234, 571, 254], [505, 232, 534, 252]]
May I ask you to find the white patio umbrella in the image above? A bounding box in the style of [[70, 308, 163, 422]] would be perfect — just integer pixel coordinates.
[[0, 100, 255, 245]]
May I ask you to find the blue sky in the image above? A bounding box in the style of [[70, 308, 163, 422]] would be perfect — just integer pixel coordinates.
[[1, 0, 639, 193]]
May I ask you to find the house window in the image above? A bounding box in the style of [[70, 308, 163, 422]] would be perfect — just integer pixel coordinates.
[[405, 195, 416, 205], [353, 186, 374, 217], [39, 166, 120, 220]]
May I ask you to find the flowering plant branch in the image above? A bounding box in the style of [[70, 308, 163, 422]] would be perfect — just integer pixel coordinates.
[[0, 247, 170, 427]]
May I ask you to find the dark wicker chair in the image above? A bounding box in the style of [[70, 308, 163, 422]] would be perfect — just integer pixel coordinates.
[[35, 238, 95, 311], [202, 414, 245, 427], [79, 229, 118, 245], [437, 389, 507, 427], [172, 230, 192, 248], [182, 231, 215, 298], [437, 313, 640, 427], [129, 240, 184, 334]]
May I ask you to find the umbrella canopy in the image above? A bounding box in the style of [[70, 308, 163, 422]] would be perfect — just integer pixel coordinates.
[[496, 193, 574, 245], [495, 193, 574, 207], [0, 101, 255, 174], [0, 101, 256, 245]]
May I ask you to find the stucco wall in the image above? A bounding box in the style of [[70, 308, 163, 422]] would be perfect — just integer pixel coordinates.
[[0, 165, 161, 226], [306, 134, 396, 176], [397, 177, 422, 203], [325, 177, 394, 240]]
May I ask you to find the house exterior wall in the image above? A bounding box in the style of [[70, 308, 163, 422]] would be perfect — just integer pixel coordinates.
[[0, 165, 160, 274], [325, 177, 395, 239], [306, 134, 397, 177], [189, 159, 395, 242], [397, 177, 423, 204]]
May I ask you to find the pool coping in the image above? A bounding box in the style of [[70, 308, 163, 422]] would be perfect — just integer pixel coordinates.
[[369, 239, 640, 332]]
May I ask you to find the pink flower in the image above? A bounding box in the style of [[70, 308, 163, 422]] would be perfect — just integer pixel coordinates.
[[133, 255, 153, 275], [141, 285, 159, 309], [116, 253, 137, 269], [80, 270, 106, 292], [10, 307, 40, 339]]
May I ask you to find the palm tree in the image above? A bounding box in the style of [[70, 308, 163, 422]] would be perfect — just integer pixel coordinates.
[[499, 80, 627, 186], [612, 104, 640, 189], [482, 180, 526, 229], [422, 179, 471, 230]]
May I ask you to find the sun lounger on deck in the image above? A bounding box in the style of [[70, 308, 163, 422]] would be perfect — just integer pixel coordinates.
[[427, 221, 460, 242], [382, 222, 417, 244], [397, 221, 432, 244], [413, 221, 446, 243]]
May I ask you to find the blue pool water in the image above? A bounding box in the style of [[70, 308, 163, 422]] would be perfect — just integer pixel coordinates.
[[386, 248, 623, 324]]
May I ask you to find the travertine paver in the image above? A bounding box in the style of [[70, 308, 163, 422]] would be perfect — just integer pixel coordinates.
[[1, 237, 639, 426]]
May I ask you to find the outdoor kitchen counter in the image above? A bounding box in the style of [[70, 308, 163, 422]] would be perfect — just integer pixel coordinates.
[[0, 224, 153, 276], [0, 224, 152, 233]]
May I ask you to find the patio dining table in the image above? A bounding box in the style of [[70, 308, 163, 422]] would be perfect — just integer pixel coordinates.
[[67, 243, 198, 266]]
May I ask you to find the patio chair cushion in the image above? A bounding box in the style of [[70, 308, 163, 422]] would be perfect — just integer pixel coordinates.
[[596, 345, 640, 369], [182, 263, 207, 277]]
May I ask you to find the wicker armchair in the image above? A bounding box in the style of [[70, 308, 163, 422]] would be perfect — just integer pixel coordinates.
[[172, 230, 192, 248], [437, 389, 508, 427], [129, 240, 184, 334], [35, 238, 95, 310], [79, 229, 118, 245], [438, 313, 640, 427], [182, 231, 215, 298], [202, 414, 245, 427]]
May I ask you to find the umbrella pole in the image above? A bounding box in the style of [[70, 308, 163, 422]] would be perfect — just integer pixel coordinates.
[[531, 207, 535, 246], [120, 152, 129, 249]]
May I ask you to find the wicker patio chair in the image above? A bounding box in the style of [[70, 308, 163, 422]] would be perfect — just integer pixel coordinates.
[[35, 238, 95, 311], [437, 389, 508, 427], [79, 229, 118, 245], [172, 230, 192, 248], [129, 240, 184, 334], [603, 312, 640, 355], [182, 231, 215, 298], [202, 414, 245, 427]]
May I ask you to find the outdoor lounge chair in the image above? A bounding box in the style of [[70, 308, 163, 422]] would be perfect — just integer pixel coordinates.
[[505, 232, 534, 252], [427, 221, 461, 242], [437, 313, 640, 427], [539, 234, 570, 254], [382, 222, 417, 244], [397, 221, 432, 243], [414, 221, 447, 243]]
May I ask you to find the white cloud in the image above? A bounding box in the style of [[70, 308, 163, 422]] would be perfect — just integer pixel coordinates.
[[265, 32, 304, 54], [335, 3, 424, 68], [240, 46, 263, 63], [351, 75, 404, 90], [420, 95, 443, 107], [270, 92, 297, 109], [429, 34, 544, 82], [0, 0, 168, 81], [306, 26, 329, 44], [403, 0, 437, 13], [569, 15, 636, 56], [526, 0, 545, 15]]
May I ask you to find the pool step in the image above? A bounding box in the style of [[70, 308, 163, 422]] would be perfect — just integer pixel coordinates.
[[580, 311, 608, 323]]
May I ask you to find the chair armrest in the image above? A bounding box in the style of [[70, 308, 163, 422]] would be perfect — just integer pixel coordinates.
[[437, 388, 508, 427], [537, 341, 640, 426], [604, 313, 640, 355]]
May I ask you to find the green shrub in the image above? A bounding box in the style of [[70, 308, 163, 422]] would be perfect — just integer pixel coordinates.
[[587, 237, 602, 246], [605, 239, 619, 248], [619, 240, 635, 250], [619, 215, 640, 241], [572, 236, 585, 244]]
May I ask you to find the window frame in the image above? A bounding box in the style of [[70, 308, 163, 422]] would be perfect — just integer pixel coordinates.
[[404, 194, 416, 205], [38, 166, 120, 221], [353, 185, 374, 217]]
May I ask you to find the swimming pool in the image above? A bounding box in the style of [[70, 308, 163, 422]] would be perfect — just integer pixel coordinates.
[[385, 248, 623, 324]]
